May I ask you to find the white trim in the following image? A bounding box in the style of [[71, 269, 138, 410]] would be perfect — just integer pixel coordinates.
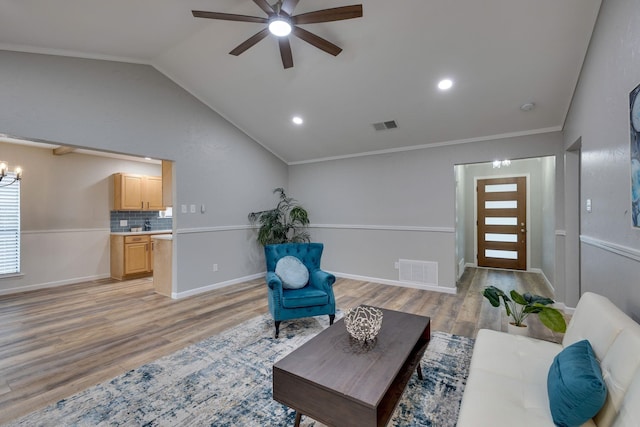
[[310, 224, 455, 233], [288, 127, 561, 165], [0, 273, 111, 296], [175, 224, 455, 235], [331, 271, 457, 295], [555, 229, 567, 236], [553, 302, 576, 315], [22, 228, 110, 235], [529, 267, 555, 293], [580, 235, 640, 263], [0, 272, 24, 280], [172, 273, 264, 299], [457, 258, 466, 280], [0, 44, 150, 65], [175, 225, 254, 235]]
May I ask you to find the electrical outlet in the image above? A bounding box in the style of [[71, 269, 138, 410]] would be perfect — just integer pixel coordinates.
[[213, 263, 218, 272], [394, 262, 399, 269], [190, 204, 196, 214], [120, 220, 128, 227], [181, 204, 187, 214]]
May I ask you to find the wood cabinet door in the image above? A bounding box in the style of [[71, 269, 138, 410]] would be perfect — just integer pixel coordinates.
[[124, 242, 149, 274], [144, 176, 164, 211], [118, 174, 144, 210]]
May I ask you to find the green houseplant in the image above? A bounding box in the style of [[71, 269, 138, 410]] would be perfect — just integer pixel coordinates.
[[248, 188, 310, 246], [482, 286, 567, 333]]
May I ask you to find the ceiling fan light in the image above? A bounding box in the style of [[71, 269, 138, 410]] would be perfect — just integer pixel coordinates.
[[438, 79, 453, 90], [269, 18, 292, 37]]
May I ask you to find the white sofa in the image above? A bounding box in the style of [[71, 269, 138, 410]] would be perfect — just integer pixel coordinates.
[[457, 292, 640, 427]]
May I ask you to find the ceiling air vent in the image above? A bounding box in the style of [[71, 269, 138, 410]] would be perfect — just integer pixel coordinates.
[[372, 120, 398, 131]]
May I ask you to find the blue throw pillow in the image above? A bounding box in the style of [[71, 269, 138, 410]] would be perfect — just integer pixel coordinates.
[[275, 256, 309, 289], [547, 340, 607, 427]]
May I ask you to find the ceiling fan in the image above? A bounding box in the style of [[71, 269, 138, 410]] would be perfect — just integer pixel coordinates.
[[192, 0, 363, 69]]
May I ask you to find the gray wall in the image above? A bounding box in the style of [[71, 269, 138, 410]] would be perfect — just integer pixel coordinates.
[[289, 132, 564, 292], [0, 51, 287, 295], [562, 0, 640, 319]]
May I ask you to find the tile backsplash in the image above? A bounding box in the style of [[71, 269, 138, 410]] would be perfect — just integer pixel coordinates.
[[110, 211, 173, 232]]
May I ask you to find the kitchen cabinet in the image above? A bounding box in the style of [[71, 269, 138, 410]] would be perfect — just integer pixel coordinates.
[[113, 173, 164, 211], [152, 235, 172, 297], [124, 236, 150, 275], [110, 233, 170, 280]]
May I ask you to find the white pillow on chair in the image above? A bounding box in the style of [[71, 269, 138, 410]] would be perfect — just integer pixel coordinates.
[[275, 256, 309, 289]]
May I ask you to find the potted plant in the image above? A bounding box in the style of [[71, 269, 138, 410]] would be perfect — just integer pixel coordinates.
[[482, 286, 567, 334], [248, 188, 310, 245]]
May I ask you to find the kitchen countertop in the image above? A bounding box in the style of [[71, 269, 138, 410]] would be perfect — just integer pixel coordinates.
[[110, 230, 172, 236], [151, 234, 173, 241]]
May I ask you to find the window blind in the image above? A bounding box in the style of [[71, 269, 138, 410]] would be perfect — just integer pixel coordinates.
[[0, 173, 20, 275]]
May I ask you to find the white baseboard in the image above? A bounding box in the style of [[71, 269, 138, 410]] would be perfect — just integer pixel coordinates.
[[553, 302, 576, 314], [457, 258, 465, 280], [529, 268, 555, 293], [331, 271, 457, 295], [172, 273, 264, 299], [0, 273, 111, 296]]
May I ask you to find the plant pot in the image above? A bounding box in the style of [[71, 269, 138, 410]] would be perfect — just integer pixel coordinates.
[[507, 322, 529, 336]]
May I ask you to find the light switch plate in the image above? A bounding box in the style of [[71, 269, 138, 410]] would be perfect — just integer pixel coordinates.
[[181, 204, 187, 214], [190, 204, 196, 214]]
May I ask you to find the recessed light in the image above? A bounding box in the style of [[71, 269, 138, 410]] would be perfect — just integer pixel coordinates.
[[438, 79, 453, 91], [292, 116, 303, 125]]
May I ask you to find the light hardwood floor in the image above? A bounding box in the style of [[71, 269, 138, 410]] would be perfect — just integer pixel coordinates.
[[0, 267, 564, 424]]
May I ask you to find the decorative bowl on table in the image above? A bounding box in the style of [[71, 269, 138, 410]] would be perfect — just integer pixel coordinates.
[[344, 305, 383, 341]]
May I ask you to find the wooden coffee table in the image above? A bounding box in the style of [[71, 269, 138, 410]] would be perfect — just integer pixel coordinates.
[[273, 307, 431, 427]]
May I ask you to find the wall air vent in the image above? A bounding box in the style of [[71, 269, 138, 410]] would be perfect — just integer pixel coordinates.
[[398, 259, 438, 287], [372, 120, 398, 131]]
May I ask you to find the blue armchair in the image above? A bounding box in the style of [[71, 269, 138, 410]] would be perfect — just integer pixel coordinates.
[[264, 243, 336, 338]]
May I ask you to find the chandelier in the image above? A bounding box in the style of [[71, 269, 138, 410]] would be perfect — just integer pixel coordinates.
[[492, 159, 511, 169], [0, 161, 22, 187]]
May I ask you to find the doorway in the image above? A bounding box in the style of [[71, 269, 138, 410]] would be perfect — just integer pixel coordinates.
[[477, 176, 527, 270], [454, 157, 556, 282]]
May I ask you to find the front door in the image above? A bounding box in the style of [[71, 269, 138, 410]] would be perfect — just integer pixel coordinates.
[[477, 176, 527, 270]]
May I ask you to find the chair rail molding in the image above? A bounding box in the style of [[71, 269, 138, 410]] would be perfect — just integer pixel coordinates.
[[310, 224, 455, 233], [580, 235, 640, 263]]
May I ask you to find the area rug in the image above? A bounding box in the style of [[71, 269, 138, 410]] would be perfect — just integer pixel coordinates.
[[8, 314, 474, 427]]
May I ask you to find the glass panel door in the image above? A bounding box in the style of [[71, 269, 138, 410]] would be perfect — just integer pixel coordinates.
[[477, 176, 527, 270]]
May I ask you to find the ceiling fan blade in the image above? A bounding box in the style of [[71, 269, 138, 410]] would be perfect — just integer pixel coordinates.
[[279, 37, 294, 69], [280, 0, 300, 15], [292, 5, 362, 25], [192, 10, 268, 24], [292, 27, 342, 56], [229, 28, 270, 56], [253, 0, 275, 16]]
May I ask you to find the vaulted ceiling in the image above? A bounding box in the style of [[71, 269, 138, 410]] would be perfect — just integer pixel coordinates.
[[0, 0, 602, 164]]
